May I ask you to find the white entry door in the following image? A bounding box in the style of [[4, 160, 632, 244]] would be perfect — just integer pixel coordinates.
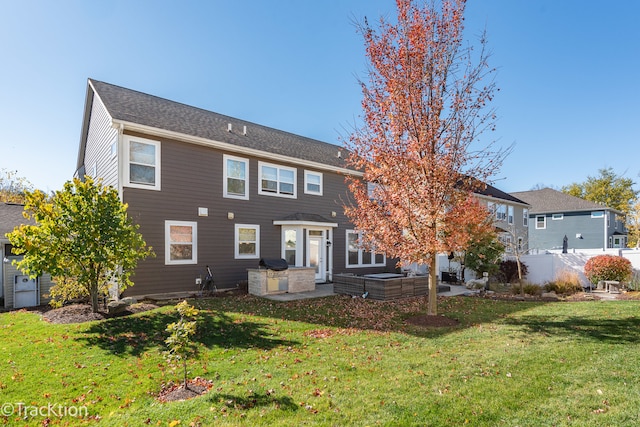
[[308, 231, 326, 282]]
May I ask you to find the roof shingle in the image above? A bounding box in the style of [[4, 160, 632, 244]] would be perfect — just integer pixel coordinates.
[[89, 79, 349, 170], [509, 188, 613, 214]]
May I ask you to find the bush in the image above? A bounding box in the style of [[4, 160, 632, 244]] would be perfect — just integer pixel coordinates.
[[544, 270, 583, 295], [498, 260, 528, 283], [510, 282, 541, 296], [584, 255, 632, 284], [627, 270, 640, 291]]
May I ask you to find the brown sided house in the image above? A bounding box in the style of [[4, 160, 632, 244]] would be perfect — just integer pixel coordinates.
[[75, 79, 396, 298]]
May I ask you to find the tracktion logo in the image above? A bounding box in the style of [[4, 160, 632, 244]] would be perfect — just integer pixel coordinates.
[[1, 402, 88, 418]]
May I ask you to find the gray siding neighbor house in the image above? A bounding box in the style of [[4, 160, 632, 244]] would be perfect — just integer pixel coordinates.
[[474, 184, 530, 254], [76, 79, 398, 298], [510, 188, 627, 252]]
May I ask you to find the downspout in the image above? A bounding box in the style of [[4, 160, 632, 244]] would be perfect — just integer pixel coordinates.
[[116, 122, 124, 201], [604, 210, 608, 250], [112, 122, 125, 300]]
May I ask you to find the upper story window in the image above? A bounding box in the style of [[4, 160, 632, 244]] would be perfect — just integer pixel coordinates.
[[258, 162, 296, 198], [346, 230, 386, 267], [591, 211, 604, 218], [165, 221, 197, 265], [507, 206, 514, 224], [224, 155, 249, 200], [536, 215, 546, 229], [523, 208, 529, 227], [304, 171, 323, 196], [496, 204, 507, 221], [552, 213, 564, 220], [124, 136, 161, 190]]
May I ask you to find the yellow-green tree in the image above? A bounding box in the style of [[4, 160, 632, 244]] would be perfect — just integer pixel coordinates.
[[0, 169, 34, 204], [7, 177, 154, 312], [563, 168, 638, 247]]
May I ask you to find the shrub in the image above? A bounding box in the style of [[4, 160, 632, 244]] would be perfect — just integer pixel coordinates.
[[544, 269, 583, 295], [498, 260, 528, 283], [627, 270, 640, 291], [510, 282, 541, 296], [584, 255, 632, 284]]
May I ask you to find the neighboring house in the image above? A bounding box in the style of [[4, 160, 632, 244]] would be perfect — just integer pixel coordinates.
[[510, 188, 627, 252], [75, 79, 397, 298], [0, 203, 54, 309], [474, 183, 530, 254]]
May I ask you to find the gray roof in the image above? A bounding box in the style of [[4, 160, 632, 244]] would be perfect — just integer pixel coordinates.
[[474, 181, 528, 205], [0, 203, 30, 240], [277, 213, 336, 223], [509, 188, 616, 214], [88, 79, 348, 170]]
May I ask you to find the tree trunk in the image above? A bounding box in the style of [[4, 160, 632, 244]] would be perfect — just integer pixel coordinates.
[[517, 257, 524, 296], [427, 257, 438, 316], [90, 290, 99, 313]]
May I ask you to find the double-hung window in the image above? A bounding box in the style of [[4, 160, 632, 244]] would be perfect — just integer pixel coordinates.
[[346, 230, 386, 267], [165, 221, 197, 265], [304, 171, 323, 196], [258, 162, 296, 198], [523, 208, 529, 227], [235, 224, 260, 259], [507, 206, 514, 224], [536, 215, 546, 229], [224, 155, 249, 199], [124, 136, 160, 190], [496, 204, 507, 221]]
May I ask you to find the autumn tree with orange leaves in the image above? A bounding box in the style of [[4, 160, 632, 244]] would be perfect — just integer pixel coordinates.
[[344, 0, 509, 315]]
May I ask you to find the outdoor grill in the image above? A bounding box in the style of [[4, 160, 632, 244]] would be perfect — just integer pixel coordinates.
[[258, 258, 289, 271]]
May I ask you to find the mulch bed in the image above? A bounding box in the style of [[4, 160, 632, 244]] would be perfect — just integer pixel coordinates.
[[157, 377, 214, 402], [41, 303, 160, 324]]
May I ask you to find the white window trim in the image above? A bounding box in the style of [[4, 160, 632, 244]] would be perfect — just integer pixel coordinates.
[[123, 135, 161, 191], [165, 220, 197, 265], [523, 209, 529, 227], [507, 206, 514, 225], [223, 154, 249, 200], [591, 211, 604, 218], [281, 226, 303, 266], [258, 161, 297, 199], [345, 230, 386, 268], [552, 213, 564, 220], [496, 204, 507, 221], [304, 170, 323, 196], [535, 215, 546, 230], [235, 224, 260, 259]]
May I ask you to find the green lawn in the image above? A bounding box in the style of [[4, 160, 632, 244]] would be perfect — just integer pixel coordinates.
[[1, 294, 640, 426]]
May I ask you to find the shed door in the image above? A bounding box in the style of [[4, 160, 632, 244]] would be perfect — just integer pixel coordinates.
[[14, 275, 39, 308]]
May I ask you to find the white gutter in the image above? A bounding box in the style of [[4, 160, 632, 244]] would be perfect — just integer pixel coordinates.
[[110, 119, 362, 178]]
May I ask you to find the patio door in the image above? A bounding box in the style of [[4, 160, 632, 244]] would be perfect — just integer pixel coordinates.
[[308, 230, 325, 282]]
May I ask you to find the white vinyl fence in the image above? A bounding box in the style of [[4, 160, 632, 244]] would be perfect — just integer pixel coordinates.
[[436, 249, 640, 286]]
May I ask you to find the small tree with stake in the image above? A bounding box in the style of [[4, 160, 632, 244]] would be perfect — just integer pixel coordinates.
[[165, 300, 199, 390]]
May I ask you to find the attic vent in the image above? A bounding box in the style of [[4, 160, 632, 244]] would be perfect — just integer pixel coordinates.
[[243, 125, 247, 136], [227, 123, 232, 132]]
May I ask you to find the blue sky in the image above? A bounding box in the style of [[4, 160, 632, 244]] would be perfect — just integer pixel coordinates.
[[1, 0, 638, 194]]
